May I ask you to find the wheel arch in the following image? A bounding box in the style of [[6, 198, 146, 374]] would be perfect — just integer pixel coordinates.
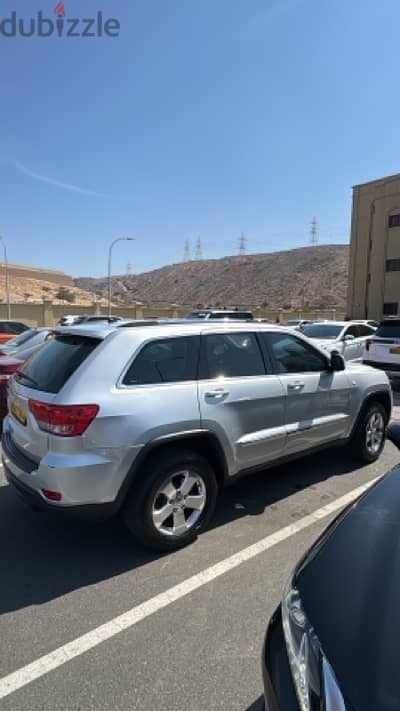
[[118, 430, 228, 507]]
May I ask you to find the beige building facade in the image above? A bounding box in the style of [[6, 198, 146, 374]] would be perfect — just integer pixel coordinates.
[[348, 173, 400, 320]]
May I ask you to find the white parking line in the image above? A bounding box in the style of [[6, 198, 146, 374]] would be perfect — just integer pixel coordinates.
[[0, 477, 379, 701]]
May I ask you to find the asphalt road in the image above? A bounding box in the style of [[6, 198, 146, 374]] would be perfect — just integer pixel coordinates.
[[1, 392, 399, 711]]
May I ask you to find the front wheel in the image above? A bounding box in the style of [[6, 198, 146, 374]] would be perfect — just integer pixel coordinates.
[[123, 448, 218, 551], [350, 402, 387, 463]]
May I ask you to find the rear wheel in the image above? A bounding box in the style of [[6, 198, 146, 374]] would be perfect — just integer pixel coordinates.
[[123, 448, 218, 551], [350, 402, 387, 463]]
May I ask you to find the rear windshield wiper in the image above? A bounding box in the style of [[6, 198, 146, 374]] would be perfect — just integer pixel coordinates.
[[15, 371, 39, 387]]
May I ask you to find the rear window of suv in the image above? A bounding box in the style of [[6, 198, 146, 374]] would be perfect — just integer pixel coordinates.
[[15, 335, 100, 393], [375, 321, 400, 339]]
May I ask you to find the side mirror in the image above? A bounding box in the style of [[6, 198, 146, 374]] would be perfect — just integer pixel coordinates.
[[344, 334, 355, 342], [387, 421, 400, 450], [330, 350, 345, 371]]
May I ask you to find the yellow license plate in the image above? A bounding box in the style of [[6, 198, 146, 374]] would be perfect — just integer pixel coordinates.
[[10, 401, 27, 426], [390, 347, 400, 354]]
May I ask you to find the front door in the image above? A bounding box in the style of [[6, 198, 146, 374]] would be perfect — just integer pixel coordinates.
[[262, 332, 353, 455], [197, 331, 286, 476]]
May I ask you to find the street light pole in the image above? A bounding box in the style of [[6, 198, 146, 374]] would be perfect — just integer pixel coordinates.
[[0, 236, 11, 320], [108, 237, 135, 316]]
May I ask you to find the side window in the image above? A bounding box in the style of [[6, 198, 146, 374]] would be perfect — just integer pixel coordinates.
[[200, 332, 266, 379], [123, 337, 198, 385], [344, 325, 360, 338], [264, 333, 328, 374]]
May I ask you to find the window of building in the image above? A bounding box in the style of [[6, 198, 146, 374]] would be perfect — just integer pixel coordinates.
[[388, 214, 400, 228], [383, 302, 399, 316], [386, 259, 400, 272], [262, 333, 328, 374], [200, 332, 266, 379], [123, 337, 199, 385]]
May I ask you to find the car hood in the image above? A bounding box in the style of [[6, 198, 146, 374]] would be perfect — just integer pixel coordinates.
[[295, 466, 400, 711]]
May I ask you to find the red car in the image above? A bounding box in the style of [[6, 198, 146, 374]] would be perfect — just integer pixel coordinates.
[[0, 357, 23, 425]]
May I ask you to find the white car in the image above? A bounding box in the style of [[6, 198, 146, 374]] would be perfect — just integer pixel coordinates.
[[363, 319, 400, 388], [301, 321, 376, 362]]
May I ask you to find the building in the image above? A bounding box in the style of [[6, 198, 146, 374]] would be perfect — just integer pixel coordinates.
[[348, 173, 400, 320]]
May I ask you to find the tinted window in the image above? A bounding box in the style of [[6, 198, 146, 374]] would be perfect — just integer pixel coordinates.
[[357, 325, 375, 337], [386, 259, 400, 271], [200, 333, 265, 378], [376, 321, 400, 338], [344, 325, 360, 338], [388, 214, 400, 228], [265, 333, 328, 373], [383, 302, 398, 316], [15, 335, 100, 393], [0, 321, 28, 334], [123, 337, 198, 385], [302, 324, 342, 339]]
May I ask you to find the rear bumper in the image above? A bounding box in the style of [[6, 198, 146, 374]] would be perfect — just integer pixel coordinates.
[[2, 431, 118, 521]]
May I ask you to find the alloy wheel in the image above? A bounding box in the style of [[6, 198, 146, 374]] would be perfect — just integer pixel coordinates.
[[152, 470, 207, 538]]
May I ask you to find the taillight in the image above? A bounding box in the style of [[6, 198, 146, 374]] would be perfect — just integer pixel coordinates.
[[28, 401, 99, 437], [0, 374, 10, 386], [41, 489, 62, 501]]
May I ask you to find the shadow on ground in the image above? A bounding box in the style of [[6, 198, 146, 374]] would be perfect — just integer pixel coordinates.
[[0, 448, 364, 615]]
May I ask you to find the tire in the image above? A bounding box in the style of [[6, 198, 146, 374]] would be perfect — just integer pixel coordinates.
[[122, 448, 218, 552], [350, 401, 388, 463]]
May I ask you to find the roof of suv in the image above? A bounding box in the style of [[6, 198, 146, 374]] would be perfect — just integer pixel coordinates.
[[54, 320, 283, 341]]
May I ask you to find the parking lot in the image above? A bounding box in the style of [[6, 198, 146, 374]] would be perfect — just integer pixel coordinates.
[[0, 391, 399, 711]]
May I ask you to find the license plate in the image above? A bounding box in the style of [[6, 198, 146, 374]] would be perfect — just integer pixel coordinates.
[[10, 400, 27, 426], [390, 347, 400, 354]]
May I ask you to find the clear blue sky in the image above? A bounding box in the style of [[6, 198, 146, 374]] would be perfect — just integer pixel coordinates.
[[0, 0, 398, 277]]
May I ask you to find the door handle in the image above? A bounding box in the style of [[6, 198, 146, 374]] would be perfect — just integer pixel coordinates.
[[287, 381, 305, 391], [205, 388, 229, 399]]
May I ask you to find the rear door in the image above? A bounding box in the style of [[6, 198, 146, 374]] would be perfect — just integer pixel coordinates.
[[262, 331, 352, 454], [198, 330, 286, 475]]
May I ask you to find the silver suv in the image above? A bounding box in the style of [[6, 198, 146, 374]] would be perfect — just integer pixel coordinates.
[[2, 322, 392, 551]]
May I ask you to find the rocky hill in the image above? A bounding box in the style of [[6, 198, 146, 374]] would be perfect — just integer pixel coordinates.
[[0, 275, 107, 306], [75, 244, 349, 310]]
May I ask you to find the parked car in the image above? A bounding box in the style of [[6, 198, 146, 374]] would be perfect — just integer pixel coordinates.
[[363, 318, 400, 389], [185, 308, 254, 320], [57, 315, 83, 326], [2, 322, 391, 551], [0, 320, 29, 343], [352, 318, 379, 329], [285, 319, 312, 331], [262, 420, 400, 711], [0, 328, 53, 359], [302, 320, 376, 361]]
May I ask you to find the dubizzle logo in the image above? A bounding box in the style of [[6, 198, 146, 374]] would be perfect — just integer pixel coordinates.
[[0, 3, 120, 38]]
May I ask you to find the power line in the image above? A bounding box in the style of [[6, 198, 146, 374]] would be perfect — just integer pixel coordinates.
[[183, 239, 191, 262], [238, 232, 247, 255], [310, 217, 318, 245], [195, 236, 203, 260]]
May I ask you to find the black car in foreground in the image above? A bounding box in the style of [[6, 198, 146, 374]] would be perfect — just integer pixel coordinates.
[[262, 421, 400, 711]]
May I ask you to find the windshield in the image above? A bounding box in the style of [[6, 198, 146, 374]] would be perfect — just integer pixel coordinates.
[[302, 324, 343, 340], [286, 320, 300, 326], [4, 329, 37, 349]]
